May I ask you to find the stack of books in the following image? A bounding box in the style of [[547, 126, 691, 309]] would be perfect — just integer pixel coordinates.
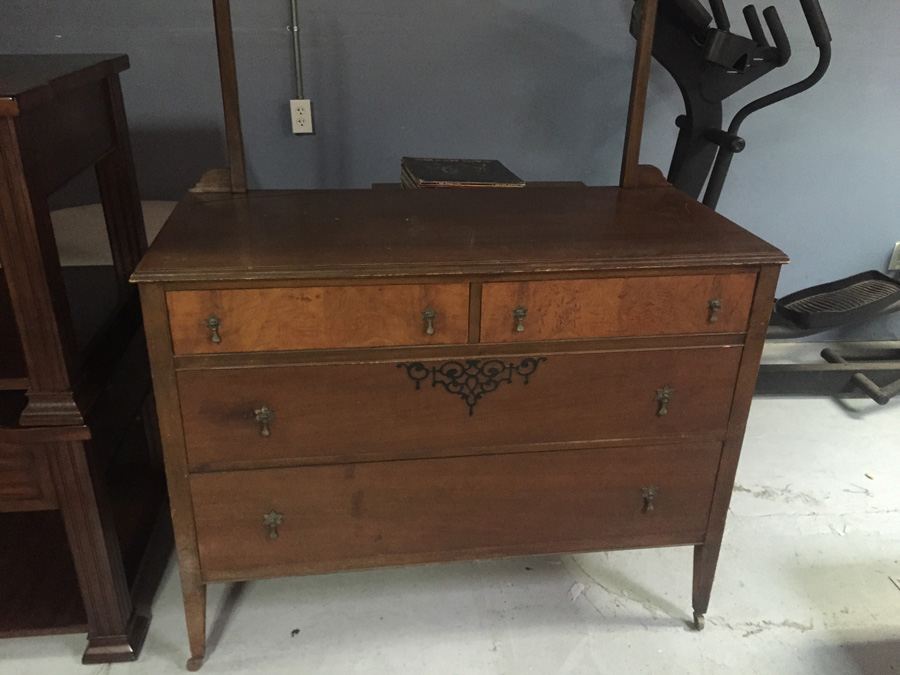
[[401, 157, 526, 189]]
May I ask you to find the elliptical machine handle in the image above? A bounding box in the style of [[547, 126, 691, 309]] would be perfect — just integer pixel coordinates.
[[800, 0, 832, 47], [708, 0, 731, 30], [763, 7, 792, 66]]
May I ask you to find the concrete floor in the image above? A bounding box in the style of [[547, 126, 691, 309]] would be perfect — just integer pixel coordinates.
[[2, 396, 898, 675]]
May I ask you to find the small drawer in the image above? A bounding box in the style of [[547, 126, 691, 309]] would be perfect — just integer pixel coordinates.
[[191, 443, 721, 581], [0, 444, 57, 513], [167, 283, 470, 355], [177, 346, 742, 472], [480, 273, 756, 343]]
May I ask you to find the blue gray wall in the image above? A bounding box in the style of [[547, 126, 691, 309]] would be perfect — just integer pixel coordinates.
[[2, 1, 898, 313]]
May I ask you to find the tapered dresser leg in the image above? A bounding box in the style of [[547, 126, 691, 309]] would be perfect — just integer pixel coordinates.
[[183, 575, 207, 671], [692, 542, 722, 631]]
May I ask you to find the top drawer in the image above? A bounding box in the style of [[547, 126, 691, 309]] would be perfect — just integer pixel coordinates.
[[480, 273, 756, 343], [167, 284, 470, 355]]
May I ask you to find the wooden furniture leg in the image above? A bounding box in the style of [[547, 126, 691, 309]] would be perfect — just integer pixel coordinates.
[[140, 283, 208, 669], [692, 543, 718, 630], [183, 575, 207, 671], [691, 265, 781, 630], [48, 440, 150, 662]]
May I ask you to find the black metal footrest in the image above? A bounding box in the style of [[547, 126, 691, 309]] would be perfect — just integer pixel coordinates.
[[775, 271, 900, 330]]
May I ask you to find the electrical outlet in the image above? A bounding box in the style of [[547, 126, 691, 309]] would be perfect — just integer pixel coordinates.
[[290, 99, 314, 135], [890, 242, 900, 272]]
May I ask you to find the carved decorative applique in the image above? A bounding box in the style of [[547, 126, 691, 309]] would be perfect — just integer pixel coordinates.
[[398, 357, 546, 416]]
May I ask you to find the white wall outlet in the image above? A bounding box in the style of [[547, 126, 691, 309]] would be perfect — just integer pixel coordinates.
[[290, 99, 314, 135], [889, 242, 900, 272]]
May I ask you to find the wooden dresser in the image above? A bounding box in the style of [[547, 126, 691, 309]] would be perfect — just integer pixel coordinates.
[[133, 184, 786, 669]]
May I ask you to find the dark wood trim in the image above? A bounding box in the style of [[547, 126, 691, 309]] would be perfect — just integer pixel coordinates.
[[467, 282, 483, 343], [203, 533, 704, 584], [173, 333, 746, 371], [0, 425, 91, 444], [157, 264, 778, 291], [139, 256, 786, 291], [0, 377, 30, 392], [186, 432, 729, 475], [620, 0, 659, 188], [96, 74, 148, 291], [212, 0, 247, 194], [135, 255, 786, 285]]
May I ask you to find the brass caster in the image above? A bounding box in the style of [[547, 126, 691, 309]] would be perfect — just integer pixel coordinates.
[[693, 612, 706, 631], [186, 656, 204, 671]]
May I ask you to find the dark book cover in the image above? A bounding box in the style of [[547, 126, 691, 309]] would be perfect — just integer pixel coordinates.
[[401, 157, 526, 188]]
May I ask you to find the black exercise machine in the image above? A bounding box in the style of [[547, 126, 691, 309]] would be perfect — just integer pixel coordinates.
[[633, 0, 900, 404]]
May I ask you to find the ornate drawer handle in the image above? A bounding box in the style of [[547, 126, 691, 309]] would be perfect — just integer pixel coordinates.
[[708, 299, 722, 324], [206, 315, 222, 344], [263, 510, 283, 540], [254, 405, 275, 437], [513, 306, 528, 333], [641, 487, 658, 514], [422, 308, 437, 336], [656, 386, 674, 417]]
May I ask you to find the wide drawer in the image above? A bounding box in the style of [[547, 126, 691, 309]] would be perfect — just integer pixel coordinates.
[[167, 283, 470, 355], [192, 443, 722, 581], [0, 444, 57, 513], [178, 346, 742, 471], [480, 273, 756, 343]]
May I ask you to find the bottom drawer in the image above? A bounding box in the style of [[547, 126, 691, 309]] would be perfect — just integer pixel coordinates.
[[192, 444, 721, 581], [0, 444, 57, 512]]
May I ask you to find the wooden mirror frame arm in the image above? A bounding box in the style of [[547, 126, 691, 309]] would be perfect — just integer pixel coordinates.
[[210, 0, 247, 193], [621, 0, 659, 187], [207, 0, 659, 193]]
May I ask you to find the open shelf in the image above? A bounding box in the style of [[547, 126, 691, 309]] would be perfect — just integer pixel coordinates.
[[0, 510, 88, 637], [0, 395, 167, 638]]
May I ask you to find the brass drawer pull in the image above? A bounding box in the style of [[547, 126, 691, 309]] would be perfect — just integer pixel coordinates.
[[656, 386, 674, 417], [263, 510, 284, 540], [422, 308, 437, 336], [513, 306, 528, 333], [708, 299, 722, 324], [206, 315, 222, 344], [254, 406, 275, 437], [641, 487, 658, 514]]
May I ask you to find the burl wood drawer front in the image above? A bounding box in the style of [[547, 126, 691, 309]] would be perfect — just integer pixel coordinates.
[[480, 273, 757, 343], [167, 284, 469, 355], [178, 347, 742, 471], [0, 445, 57, 512], [192, 444, 721, 581]]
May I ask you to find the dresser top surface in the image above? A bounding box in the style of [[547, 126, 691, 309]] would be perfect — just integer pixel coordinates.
[[132, 186, 787, 283]]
